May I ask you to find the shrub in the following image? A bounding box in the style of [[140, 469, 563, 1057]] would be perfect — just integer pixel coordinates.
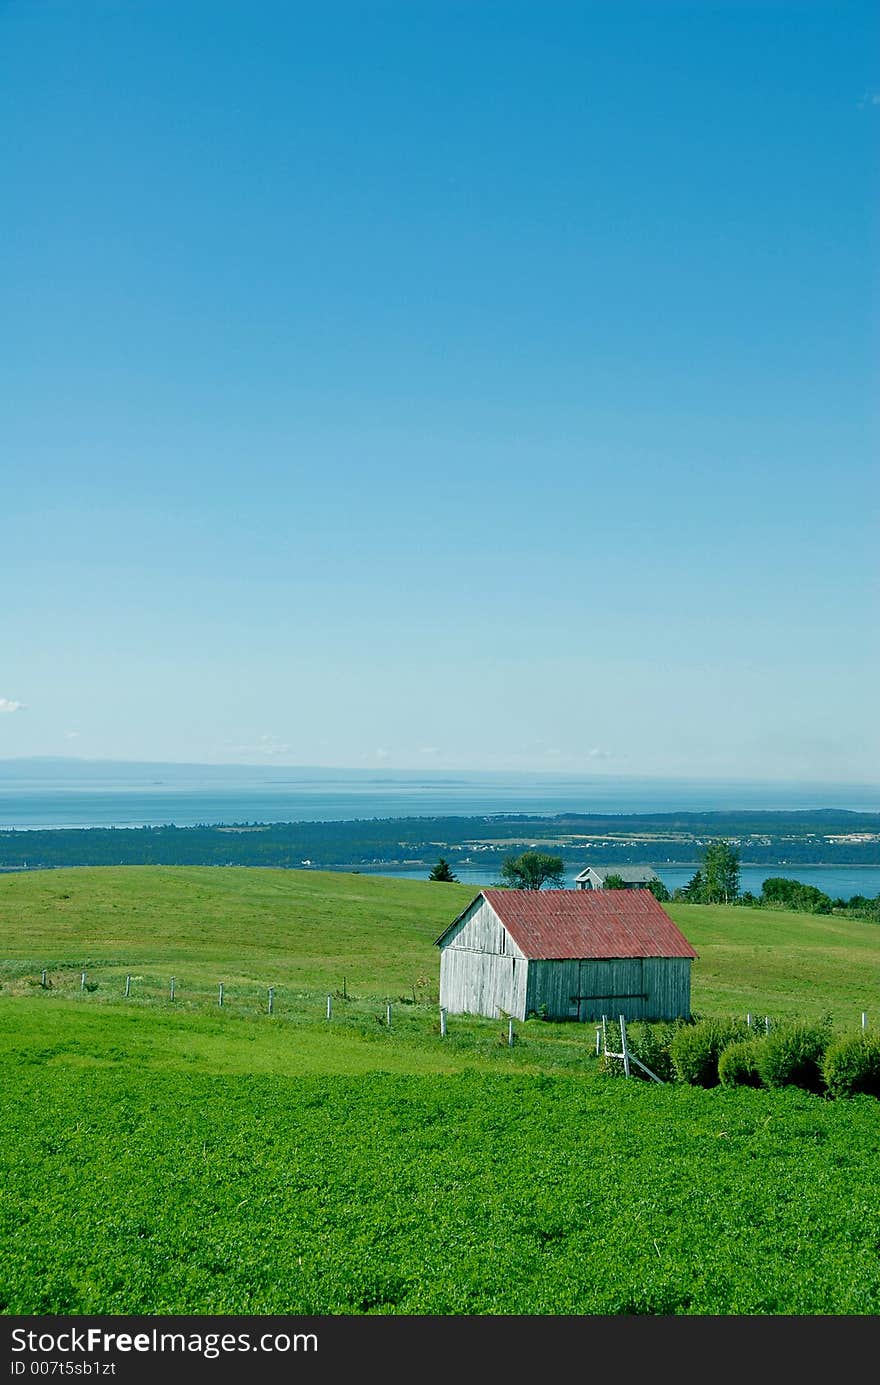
[[669, 1018, 749, 1087], [624, 1020, 687, 1083], [718, 1039, 766, 1088], [760, 877, 833, 914], [596, 1019, 687, 1081], [596, 1019, 624, 1077], [845, 894, 880, 922], [758, 1021, 830, 1094], [822, 1033, 880, 1099]]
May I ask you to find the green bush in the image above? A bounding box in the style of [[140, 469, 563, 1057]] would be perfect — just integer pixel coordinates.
[[596, 1019, 625, 1077], [760, 877, 833, 914], [822, 1033, 880, 1099], [669, 1018, 749, 1087], [624, 1020, 687, 1083], [718, 1039, 766, 1088], [758, 1021, 830, 1094]]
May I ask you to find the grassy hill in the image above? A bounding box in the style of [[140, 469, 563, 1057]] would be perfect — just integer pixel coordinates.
[[1, 864, 877, 1025], [2, 867, 879, 1315]]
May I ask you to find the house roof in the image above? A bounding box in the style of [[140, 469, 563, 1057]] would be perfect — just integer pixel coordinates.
[[574, 865, 659, 883], [436, 888, 697, 961]]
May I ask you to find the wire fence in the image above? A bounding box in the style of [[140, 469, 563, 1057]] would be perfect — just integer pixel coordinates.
[[1, 961, 873, 1056], [1, 961, 542, 1055]]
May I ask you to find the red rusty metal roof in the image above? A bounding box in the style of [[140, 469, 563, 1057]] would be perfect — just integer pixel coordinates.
[[438, 888, 697, 960]]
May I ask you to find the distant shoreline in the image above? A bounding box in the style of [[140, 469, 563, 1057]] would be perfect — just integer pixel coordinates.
[[4, 859, 880, 873]]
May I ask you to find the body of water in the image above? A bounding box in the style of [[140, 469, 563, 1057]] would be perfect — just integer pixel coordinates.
[[1, 761, 878, 829], [1, 761, 878, 898], [355, 863, 880, 901]]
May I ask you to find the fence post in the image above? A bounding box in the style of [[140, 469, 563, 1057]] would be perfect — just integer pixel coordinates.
[[619, 1014, 631, 1078], [765, 1016, 771, 1034], [268, 987, 275, 1016], [124, 974, 131, 998], [80, 971, 87, 992], [595, 1026, 601, 1056], [746, 1012, 752, 1028], [862, 1012, 868, 1031], [170, 977, 175, 1002], [440, 1006, 447, 1037], [218, 983, 224, 1007], [326, 994, 332, 1020], [386, 1003, 392, 1027], [508, 1017, 514, 1047], [41, 969, 47, 988]]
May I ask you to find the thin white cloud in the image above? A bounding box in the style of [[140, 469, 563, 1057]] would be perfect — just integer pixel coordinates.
[[588, 746, 612, 759], [0, 698, 25, 713], [419, 746, 439, 756], [375, 748, 390, 761], [256, 735, 289, 757], [229, 734, 290, 758], [65, 730, 79, 740], [858, 90, 880, 108]]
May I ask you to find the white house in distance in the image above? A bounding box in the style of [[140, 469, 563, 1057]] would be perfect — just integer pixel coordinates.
[[575, 865, 660, 891], [435, 888, 697, 1023]]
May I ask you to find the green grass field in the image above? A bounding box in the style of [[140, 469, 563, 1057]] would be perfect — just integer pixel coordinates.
[[2, 866, 879, 1315], [2, 864, 878, 1023]]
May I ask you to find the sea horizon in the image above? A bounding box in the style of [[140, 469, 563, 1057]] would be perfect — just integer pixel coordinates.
[[0, 757, 878, 830]]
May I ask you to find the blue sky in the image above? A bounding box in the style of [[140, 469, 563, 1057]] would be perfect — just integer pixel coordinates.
[[2, 1, 877, 780]]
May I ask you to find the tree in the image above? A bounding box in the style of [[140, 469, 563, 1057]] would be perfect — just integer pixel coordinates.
[[646, 877, 671, 903], [603, 873, 627, 890], [499, 850, 565, 891], [428, 857, 458, 882], [702, 840, 741, 903], [761, 877, 832, 914], [677, 869, 705, 902]]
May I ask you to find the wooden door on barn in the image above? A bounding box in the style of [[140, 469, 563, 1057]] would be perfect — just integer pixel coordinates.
[[574, 957, 647, 1021]]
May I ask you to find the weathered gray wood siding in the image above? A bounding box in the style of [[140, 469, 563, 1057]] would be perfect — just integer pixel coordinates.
[[439, 898, 529, 1019], [525, 956, 691, 1021]]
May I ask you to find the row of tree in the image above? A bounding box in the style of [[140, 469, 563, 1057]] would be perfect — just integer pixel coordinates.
[[663, 843, 878, 918], [429, 843, 879, 919], [429, 845, 739, 899]]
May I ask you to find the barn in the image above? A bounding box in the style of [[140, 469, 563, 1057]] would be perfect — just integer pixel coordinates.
[[435, 888, 697, 1023]]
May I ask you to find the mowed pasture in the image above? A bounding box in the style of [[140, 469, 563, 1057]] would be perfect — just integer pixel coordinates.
[[2, 864, 878, 1023], [2, 865, 880, 1315]]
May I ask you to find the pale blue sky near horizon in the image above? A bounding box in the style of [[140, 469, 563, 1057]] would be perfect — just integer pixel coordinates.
[[2, 1, 878, 782]]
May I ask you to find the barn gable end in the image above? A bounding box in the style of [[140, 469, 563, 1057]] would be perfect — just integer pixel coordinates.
[[439, 894, 527, 959], [436, 894, 528, 1020]]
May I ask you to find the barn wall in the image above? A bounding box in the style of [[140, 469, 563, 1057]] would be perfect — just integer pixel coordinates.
[[525, 957, 692, 1022], [643, 958, 692, 1020], [439, 947, 529, 1019], [439, 899, 529, 1018]]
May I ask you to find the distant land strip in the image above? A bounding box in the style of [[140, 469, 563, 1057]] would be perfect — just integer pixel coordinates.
[[2, 809, 880, 871]]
